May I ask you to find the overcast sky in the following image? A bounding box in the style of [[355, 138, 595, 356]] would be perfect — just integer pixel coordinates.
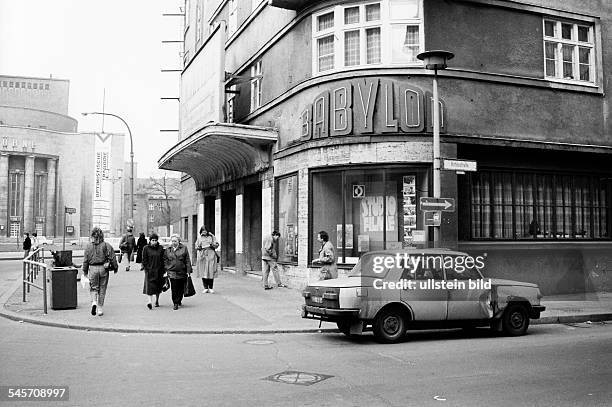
[[0, 0, 183, 178]]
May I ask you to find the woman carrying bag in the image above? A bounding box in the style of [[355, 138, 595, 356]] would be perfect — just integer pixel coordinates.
[[163, 234, 193, 310], [194, 225, 220, 293], [142, 233, 165, 309]]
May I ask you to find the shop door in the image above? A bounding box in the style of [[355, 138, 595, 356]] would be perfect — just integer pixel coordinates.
[[204, 196, 216, 233], [243, 183, 262, 272], [221, 190, 236, 267]]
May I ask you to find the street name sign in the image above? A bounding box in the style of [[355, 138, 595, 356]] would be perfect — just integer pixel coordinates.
[[424, 211, 441, 226], [441, 159, 477, 172], [419, 197, 455, 212]]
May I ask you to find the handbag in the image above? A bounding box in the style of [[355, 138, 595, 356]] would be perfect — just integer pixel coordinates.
[[161, 276, 170, 292], [184, 275, 196, 297]]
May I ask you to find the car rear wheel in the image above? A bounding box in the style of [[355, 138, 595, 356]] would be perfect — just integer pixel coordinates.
[[502, 304, 530, 336], [373, 308, 406, 344]]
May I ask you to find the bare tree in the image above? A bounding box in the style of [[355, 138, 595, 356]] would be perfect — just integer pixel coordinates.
[[148, 173, 181, 236]]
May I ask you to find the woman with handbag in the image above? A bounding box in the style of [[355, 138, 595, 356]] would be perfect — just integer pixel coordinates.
[[163, 234, 193, 310], [82, 227, 119, 316], [194, 225, 219, 293], [142, 233, 165, 309], [136, 232, 147, 269], [312, 230, 337, 280]]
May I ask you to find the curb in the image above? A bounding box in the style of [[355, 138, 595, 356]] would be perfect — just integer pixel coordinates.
[[1, 304, 610, 334], [0, 306, 337, 335]]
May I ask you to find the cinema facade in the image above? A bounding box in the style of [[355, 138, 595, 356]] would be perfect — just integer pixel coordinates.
[[159, 0, 612, 294]]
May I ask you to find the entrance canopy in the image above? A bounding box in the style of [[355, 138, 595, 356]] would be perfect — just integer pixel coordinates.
[[268, 0, 318, 10], [158, 123, 277, 190]]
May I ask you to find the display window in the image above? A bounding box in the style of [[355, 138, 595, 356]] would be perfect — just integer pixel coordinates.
[[275, 173, 299, 263], [311, 166, 428, 265]]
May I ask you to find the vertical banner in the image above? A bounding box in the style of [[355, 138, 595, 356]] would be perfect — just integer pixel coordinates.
[[92, 133, 112, 231]]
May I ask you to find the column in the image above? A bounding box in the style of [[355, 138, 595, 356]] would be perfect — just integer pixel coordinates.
[[261, 182, 272, 245], [45, 158, 57, 237], [297, 168, 309, 267], [23, 155, 35, 234], [197, 191, 205, 231], [235, 193, 244, 273], [0, 154, 8, 237], [215, 197, 221, 251]]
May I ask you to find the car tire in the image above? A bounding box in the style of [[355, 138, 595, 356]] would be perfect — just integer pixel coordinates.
[[501, 304, 530, 336], [373, 308, 406, 344]]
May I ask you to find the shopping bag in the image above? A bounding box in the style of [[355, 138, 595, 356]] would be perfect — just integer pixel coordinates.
[[81, 274, 89, 289], [161, 276, 170, 292], [184, 275, 196, 297]]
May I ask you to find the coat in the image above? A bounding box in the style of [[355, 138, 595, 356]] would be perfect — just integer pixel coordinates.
[[136, 235, 147, 263], [82, 240, 119, 275], [318, 241, 338, 280], [119, 233, 136, 254], [261, 235, 278, 261], [195, 233, 219, 279], [163, 243, 192, 279], [142, 243, 165, 295], [22, 237, 31, 251]]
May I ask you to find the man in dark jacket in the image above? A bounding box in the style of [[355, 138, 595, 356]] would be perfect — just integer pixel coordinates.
[[82, 227, 119, 316], [22, 233, 31, 259], [119, 227, 136, 271]]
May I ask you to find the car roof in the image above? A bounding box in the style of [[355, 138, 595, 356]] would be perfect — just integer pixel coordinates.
[[362, 248, 469, 257]]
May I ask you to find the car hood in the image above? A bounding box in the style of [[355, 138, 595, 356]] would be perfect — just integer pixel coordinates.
[[489, 278, 538, 288]]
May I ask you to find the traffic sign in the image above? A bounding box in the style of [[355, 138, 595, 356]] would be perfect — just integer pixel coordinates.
[[65, 207, 76, 214], [419, 197, 455, 212], [424, 211, 441, 226], [441, 159, 477, 172]]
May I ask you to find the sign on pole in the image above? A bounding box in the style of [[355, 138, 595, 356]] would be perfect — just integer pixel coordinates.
[[65, 207, 76, 214], [424, 211, 441, 227], [419, 197, 455, 212], [441, 159, 477, 172]]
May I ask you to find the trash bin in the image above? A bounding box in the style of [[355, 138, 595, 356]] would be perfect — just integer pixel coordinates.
[[49, 267, 78, 310]]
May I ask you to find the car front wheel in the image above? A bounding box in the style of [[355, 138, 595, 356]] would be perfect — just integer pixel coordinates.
[[501, 304, 530, 336], [373, 308, 406, 343]]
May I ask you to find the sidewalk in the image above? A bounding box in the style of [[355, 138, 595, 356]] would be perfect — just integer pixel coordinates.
[[1, 264, 611, 334]]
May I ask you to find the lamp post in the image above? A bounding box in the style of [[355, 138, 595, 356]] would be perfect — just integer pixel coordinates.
[[417, 50, 454, 247], [82, 112, 134, 224]]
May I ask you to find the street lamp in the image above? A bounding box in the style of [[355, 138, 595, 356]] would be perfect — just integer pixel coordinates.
[[417, 50, 454, 247], [82, 112, 135, 223]]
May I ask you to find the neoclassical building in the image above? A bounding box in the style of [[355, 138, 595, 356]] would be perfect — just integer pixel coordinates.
[[0, 75, 125, 239], [160, 0, 612, 294]]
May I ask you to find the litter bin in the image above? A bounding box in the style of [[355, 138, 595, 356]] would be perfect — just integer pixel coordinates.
[[50, 267, 78, 310]]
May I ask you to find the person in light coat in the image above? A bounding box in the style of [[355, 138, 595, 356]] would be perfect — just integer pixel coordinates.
[[195, 226, 219, 293], [82, 227, 119, 316], [312, 230, 337, 280]]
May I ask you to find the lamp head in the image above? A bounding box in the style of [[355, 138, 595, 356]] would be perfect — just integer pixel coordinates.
[[417, 50, 455, 70]]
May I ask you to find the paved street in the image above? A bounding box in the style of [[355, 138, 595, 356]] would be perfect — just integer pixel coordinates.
[[0, 315, 611, 406]]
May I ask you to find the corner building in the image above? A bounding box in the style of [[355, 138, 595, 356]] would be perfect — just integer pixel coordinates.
[[160, 0, 612, 294]]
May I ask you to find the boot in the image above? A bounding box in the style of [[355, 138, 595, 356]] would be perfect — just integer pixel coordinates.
[[97, 305, 104, 316], [90, 292, 98, 316]]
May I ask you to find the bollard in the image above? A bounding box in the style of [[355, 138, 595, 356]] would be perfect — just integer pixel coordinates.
[[22, 261, 26, 302], [42, 267, 47, 315]]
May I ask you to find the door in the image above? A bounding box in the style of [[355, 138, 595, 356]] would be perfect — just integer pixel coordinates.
[[243, 183, 262, 272], [221, 190, 236, 267], [400, 260, 448, 321], [445, 256, 491, 320]]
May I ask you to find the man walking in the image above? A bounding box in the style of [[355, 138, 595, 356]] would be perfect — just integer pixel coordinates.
[[261, 230, 287, 290], [119, 227, 136, 271], [22, 233, 31, 259]]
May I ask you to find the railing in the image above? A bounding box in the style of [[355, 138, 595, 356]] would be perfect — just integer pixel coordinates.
[[22, 248, 48, 314]]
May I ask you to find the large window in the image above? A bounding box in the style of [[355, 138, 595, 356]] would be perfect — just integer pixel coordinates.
[[543, 19, 595, 84], [311, 167, 427, 264], [34, 173, 47, 218], [9, 171, 24, 218], [469, 170, 610, 240], [228, 0, 238, 35], [312, 0, 423, 74], [275, 174, 298, 263]]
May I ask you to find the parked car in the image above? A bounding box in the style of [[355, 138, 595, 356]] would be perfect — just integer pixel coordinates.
[[301, 249, 545, 343], [37, 236, 54, 246]]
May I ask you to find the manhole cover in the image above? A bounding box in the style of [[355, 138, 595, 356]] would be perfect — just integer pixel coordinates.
[[244, 339, 276, 345], [263, 370, 333, 386]]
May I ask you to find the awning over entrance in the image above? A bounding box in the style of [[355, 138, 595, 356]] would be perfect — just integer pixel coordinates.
[[268, 0, 319, 11], [158, 123, 277, 190]]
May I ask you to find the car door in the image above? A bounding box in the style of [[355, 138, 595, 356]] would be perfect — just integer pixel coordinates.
[[445, 256, 492, 320], [400, 263, 447, 321]]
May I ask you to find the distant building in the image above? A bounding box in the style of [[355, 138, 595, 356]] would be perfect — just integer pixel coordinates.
[[0, 74, 125, 239]]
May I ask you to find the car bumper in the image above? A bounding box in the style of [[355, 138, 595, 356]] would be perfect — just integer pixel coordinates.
[[301, 305, 360, 321], [530, 305, 546, 319]]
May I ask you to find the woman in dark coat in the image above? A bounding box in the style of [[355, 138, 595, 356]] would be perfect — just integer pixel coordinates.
[[136, 232, 147, 265], [163, 234, 193, 310], [142, 233, 165, 309]]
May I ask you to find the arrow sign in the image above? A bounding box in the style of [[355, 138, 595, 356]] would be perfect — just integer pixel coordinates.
[[420, 197, 455, 212]]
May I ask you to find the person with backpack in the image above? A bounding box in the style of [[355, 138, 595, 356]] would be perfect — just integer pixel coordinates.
[[119, 227, 136, 271]]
